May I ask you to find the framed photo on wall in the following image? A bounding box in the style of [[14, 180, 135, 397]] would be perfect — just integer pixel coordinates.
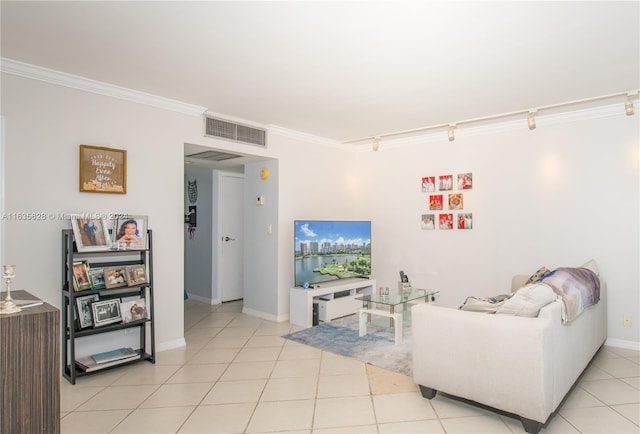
[[421, 214, 435, 230], [457, 173, 473, 190], [79, 144, 127, 194], [448, 193, 463, 210], [458, 213, 473, 229], [438, 213, 454, 230]]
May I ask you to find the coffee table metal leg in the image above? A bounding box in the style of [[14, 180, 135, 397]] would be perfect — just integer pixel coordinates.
[[393, 312, 403, 344], [359, 308, 367, 337]]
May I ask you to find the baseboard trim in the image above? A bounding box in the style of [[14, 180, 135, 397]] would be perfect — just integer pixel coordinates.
[[242, 306, 285, 322], [605, 338, 640, 351], [187, 293, 213, 304], [156, 337, 187, 352]]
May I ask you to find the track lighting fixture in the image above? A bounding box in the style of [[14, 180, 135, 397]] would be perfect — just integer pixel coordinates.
[[527, 110, 537, 130], [448, 124, 456, 142], [625, 94, 635, 116], [343, 89, 639, 146]]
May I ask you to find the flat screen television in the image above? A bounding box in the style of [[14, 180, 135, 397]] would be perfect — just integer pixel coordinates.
[[294, 220, 371, 287]]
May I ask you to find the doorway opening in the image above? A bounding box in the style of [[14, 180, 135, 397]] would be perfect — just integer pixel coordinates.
[[183, 143, 270, 306]]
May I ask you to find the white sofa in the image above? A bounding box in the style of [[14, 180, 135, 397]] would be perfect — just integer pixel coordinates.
[[411, 272, 607, 434]]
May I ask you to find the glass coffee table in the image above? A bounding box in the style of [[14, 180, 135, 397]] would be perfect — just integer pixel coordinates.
[[355, 288, 439, 345]]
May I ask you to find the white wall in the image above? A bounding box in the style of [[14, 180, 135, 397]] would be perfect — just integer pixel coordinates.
[[1, 73, 193, 352], [354, 114, 639, 347], [272, 134, 371, 321], [243, 159, 280, 320]]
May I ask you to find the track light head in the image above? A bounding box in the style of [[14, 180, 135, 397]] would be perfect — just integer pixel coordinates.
[[626, 92, 637, 116], [625, 101, 634, 116], [625, 99, 635, 116], [372, 137, 380, 152], [448, 124, 456, 142], [527, 110, 537, 130]]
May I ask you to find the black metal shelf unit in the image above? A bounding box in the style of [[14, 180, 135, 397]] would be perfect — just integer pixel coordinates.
[[61, 229, 155, 384]]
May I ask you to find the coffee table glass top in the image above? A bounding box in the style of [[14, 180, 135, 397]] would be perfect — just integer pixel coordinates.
[[355, 289, 439, 306]]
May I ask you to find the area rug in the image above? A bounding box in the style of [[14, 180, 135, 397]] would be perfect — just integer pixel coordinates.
[[282, 314, 413, 376]]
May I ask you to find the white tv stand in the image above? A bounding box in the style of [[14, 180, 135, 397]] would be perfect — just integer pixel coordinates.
[[289, 278, 376, 327]]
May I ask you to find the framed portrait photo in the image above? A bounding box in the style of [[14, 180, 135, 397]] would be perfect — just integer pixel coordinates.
[[125, 264, 147, 286], [113, 216, 148, 250], [89, 267, 106, 290], [72, 261, 93, 292], [103, 266, 128, 289], [76, 294, 99, 329], [70, 216, 111, 252], [91, 299, 122, 327], [79, 144, 127, 194], [120, 298, 148, 323]]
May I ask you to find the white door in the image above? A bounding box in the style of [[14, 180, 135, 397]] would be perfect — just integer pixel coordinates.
[[220, 175, 244, 302]]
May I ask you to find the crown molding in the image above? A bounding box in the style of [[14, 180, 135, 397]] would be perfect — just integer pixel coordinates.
[[267, 125, 344, 149], [0, 57, 207, 117]]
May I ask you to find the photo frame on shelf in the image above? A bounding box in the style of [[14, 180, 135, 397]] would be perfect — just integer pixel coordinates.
[[113, 215, 148, 250], [76, 294, 99, 329], [91, 299, 122, 327], [89, 267, 106, 290], [70, 216, 112, 252], [72, 261, 93, 292], [103, 266, 128, 289], [120, 298, 148, 323], [125, 264, 147, 286], [79, 144, 127, 194]]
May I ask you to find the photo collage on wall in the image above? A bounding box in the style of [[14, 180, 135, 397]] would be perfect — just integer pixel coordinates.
[[421, 173, 473, 230]]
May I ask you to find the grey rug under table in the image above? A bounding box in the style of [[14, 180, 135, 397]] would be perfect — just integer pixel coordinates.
[[283, 314, 413, 376]]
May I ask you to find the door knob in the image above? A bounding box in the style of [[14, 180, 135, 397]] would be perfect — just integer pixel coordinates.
[[224, 236, 235, 242]]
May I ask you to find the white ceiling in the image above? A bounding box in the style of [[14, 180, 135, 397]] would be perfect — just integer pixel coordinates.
[[2, 1, 638, 144]]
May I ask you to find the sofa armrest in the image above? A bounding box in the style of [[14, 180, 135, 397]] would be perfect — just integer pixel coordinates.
[[411, 302, 558, 422]]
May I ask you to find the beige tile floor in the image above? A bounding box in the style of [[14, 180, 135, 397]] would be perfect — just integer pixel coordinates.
[[60, 299, 640, 433]]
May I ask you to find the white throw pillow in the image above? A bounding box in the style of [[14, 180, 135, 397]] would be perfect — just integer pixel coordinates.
[[496, 283, 557, 317]]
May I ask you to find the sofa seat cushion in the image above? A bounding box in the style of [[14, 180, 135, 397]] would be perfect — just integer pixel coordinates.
[[496, 283, 557, 317]]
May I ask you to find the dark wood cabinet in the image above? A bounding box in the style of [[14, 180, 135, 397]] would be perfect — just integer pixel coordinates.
[[1, 290, 60, 434]]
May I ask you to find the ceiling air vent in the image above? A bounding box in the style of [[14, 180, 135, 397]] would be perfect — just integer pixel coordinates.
[[205, 116, 267, 147]]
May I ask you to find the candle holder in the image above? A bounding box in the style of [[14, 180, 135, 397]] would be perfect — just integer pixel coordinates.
[[0, 265, 22, 314]]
